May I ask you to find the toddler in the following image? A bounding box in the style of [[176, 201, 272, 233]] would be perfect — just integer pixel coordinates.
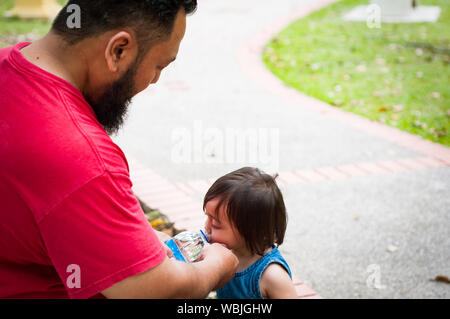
[[203, 167, 299, 299]]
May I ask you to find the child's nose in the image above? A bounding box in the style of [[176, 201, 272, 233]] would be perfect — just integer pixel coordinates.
[[204, 218, 211, 235]]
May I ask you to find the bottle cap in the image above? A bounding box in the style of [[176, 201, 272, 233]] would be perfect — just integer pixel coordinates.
[[200, 229, 210, 243]]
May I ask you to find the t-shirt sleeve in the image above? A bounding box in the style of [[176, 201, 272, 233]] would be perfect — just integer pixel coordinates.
[[37, 170, 166, 299]]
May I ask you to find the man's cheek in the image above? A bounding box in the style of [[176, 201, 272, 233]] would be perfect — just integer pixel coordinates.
[[134, 73, 155, 93]]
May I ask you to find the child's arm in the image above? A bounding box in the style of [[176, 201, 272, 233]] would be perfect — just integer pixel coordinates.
[[260, 263, 300, 299]]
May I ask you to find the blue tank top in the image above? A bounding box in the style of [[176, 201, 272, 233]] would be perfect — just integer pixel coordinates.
[[216, 247, 292, 299]]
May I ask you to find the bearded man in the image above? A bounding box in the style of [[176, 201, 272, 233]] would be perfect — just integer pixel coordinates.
[[0, 0, 237, 299]]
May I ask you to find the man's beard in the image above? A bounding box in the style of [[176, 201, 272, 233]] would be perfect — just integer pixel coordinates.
[[85, 59, 139, 136]]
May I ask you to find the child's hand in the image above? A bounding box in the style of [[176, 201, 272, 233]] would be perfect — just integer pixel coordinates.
[[154, 230, 174, 258]]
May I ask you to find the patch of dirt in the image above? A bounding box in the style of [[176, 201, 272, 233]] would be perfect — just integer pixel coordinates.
[[138, 197, 186, 236]]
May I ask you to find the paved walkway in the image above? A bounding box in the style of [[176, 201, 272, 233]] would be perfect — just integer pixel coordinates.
[[113, 0, 450, 298]]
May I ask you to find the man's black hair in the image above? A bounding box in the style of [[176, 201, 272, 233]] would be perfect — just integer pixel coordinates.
[[52, 0, 197, 53]]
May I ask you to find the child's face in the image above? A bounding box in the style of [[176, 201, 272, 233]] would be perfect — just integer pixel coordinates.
[[204, 198, 245, 251]]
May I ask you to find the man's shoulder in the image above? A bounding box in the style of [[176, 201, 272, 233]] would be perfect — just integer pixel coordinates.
[[44, 120, 130, 180], [16, 133, 131, 222], [56, 89, 130, 175]]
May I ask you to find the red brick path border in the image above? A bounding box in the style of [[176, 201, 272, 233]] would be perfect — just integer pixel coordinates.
[[131, 156, 449, 220], [236, 0, 450, 165], [128, 0, 450, 299]]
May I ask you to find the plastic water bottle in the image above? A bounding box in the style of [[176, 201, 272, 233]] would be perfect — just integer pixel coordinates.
[[165, 230, 210, 263]]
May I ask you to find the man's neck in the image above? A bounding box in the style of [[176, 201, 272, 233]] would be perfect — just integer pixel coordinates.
[[20, 32, 88, 93]]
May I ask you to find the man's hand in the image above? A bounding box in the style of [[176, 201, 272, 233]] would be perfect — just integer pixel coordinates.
[[154, 229, 173, 258], [102, 242, 238, 299], [199, 243, 238, 291]]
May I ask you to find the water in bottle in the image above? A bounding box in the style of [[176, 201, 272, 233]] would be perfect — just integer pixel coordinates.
[[165, 230, 210, 263]]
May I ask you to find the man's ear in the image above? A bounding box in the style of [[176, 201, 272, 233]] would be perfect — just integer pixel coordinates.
[[104, 31, 136, 73]]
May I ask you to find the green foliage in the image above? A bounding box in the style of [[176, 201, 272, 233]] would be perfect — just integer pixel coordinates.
[[263, 0, 450, 146], [0, 0, 68, 47]]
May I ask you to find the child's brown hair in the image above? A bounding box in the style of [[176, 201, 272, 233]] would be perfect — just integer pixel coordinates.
[[203, 167, 287, 255]]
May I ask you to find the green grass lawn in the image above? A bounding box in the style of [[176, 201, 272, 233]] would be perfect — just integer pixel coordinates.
[[263, 0, 450, 146], [0, 0, 67, 48]]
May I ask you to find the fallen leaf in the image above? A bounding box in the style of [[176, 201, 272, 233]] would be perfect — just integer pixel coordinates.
[[376, 57, 386, 65], [413, 121, 423, 128], [389, 43, 398, 51], [435, 130, 446, 137], [431, 92, 440, 99], [393, 104, 404, 112], [387, 245, 399, 252], [332, 100, 343, 106], [311, 63, 321, 70], [356, 64, 367, 72], [431, 275, 450, 284], [392, 86, 403, 95], [150, 219, 164, 227], [265, 46, 275, 54], [373, 91, 383, 97], [374, 284, 387, 290]]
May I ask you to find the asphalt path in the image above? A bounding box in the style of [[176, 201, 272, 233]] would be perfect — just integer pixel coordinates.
[[113, 0, 450, 298]]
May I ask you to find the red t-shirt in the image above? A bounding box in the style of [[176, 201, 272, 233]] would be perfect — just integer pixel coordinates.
[[0, 42, 166, 299]]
